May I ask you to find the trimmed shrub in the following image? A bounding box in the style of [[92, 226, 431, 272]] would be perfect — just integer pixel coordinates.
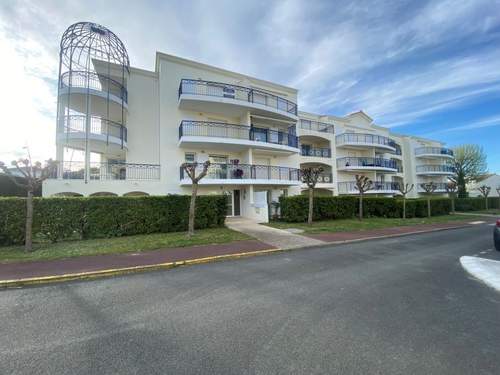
[[279, 195, 452, 222], [455, 197, 499, 211], [0, 195, 227, 246], [279, 196, 357, 222]]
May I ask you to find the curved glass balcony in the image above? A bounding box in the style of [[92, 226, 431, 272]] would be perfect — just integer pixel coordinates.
[[60, 71, 128, 103], [337, 157, 398, 172], [336, 133, 398, 152], [178, 120, 299, 150], [417, 182, 449, 192], [61, 115, 127, 145], [178, 79, 297, 119], [299, 119, 334, 133], [50, 161, 160, 180], [416, 165, 455, 175], [180, 163, 300, 184], [338, 181, 401, 194], [415, 147, 454, 158]]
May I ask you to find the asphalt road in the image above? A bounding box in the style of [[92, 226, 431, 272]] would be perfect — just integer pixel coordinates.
[[1, 222, 499, 375]]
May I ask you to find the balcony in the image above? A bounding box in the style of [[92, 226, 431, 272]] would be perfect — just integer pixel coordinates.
[[59, 71, 128, 109], [415, 147, 454, 159], [178, 120, 299, 153], [180, 163, 300, 186], [301, 147, 331, 158], [337, 157, 398, 172], [298, 119, 334, 134], [50, 161, 160, 180], [58, 115, 127, 152], [338, 181, 401, 195], [416, 165, 455, 176], [178, 79, 297, 121], [336, 133, 398, 152], [417, 182, 448, 193]]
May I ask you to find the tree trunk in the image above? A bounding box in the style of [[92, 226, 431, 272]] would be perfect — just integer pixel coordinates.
[[451, 196, 455, 213], [427, 197, 431, 218], [485, 197, 488, 210], [457, 172, 467, 198], [308, 187, 314, 225], [402, 197, 406, 219], [25, 190, 33, 252], [188, 183, 198, 237], [359, 193, 363, 220]]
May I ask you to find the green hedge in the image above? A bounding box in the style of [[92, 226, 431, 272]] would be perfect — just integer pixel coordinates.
[[0, 195, 227, 246], [279, 196, 452, 222], [455, 197, 499, 211], [279, 196, 357, 222]]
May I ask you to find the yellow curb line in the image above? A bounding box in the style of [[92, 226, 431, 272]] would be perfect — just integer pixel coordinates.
[[0, 247, 283, 288]]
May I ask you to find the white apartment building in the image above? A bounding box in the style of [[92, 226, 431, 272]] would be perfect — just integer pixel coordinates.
[[43, 22, 455, 222]]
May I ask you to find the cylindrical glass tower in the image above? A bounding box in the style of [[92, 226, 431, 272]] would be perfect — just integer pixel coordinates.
[[56, 22, 130, 182]]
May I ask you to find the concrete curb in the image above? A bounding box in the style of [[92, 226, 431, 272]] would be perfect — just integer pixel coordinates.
[[0, 224, 471, 288], [460, 256, 500, 292]]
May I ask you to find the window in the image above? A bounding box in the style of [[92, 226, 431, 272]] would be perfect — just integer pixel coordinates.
[[185, 153, 195, 163]]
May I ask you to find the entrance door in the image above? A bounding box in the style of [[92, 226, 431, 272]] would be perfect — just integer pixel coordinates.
[[233, 190, 241, 216]]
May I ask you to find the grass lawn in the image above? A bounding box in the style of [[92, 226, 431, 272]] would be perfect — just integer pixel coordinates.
[[266, 214, 473, 234], [0, 227, 251, 264]]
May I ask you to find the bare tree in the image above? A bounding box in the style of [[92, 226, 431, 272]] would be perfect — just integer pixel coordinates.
[[301, 166, 324, 225], [181, 161, 211, 237], [396, 182, 414, 219], [0, 155, 55, 252], [354, 175, 372, 220], [420, 182, 437, 218], [451, 144, 488, 197], [445, 181, 457, 214], [477, 185, 491, 210]]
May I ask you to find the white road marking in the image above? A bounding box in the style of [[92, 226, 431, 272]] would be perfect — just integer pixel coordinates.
[[468, 221, 486, 225], [488, 223, 496, 226]]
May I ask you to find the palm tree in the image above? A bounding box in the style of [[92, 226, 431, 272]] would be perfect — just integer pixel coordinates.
[[181, 161, 211, 236]]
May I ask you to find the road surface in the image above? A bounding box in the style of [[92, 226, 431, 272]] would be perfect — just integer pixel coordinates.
[[1, 222, 499, 374]]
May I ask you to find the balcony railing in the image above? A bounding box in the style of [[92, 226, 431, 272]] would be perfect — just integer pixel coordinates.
[[301, 147, 331, 158], [337, 157, 397, 170], [415, 147, 454, 157], [417, 182, 449, 192], [60, 71, 128, 103], [299, 119, 334, 133], [416, 165, 455, 174], [338, 181, 401, 194], [178, 120, 299, 148], [51, 161, 160, 180], [336, 133, 397, 149], [180, 163, 300, 182], [178, 79, 297, 116], [61, 115, 127, 145]]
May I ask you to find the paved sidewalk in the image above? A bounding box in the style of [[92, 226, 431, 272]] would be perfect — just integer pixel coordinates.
[[460, 256, 500, 292], [0, 240, 274, 281], [226, 217, 325, 249], [306, 222, 471, 242]]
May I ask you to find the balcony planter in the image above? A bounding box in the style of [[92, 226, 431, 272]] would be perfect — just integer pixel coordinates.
[[233, 168, 244, 179]]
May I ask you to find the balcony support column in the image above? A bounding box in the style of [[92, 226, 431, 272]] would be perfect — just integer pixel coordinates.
[[56, 144, 64, 179], [249, 185, 254, 205]]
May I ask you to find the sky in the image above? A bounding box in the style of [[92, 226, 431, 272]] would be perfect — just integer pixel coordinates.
[[0, 0, 499, 172]]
